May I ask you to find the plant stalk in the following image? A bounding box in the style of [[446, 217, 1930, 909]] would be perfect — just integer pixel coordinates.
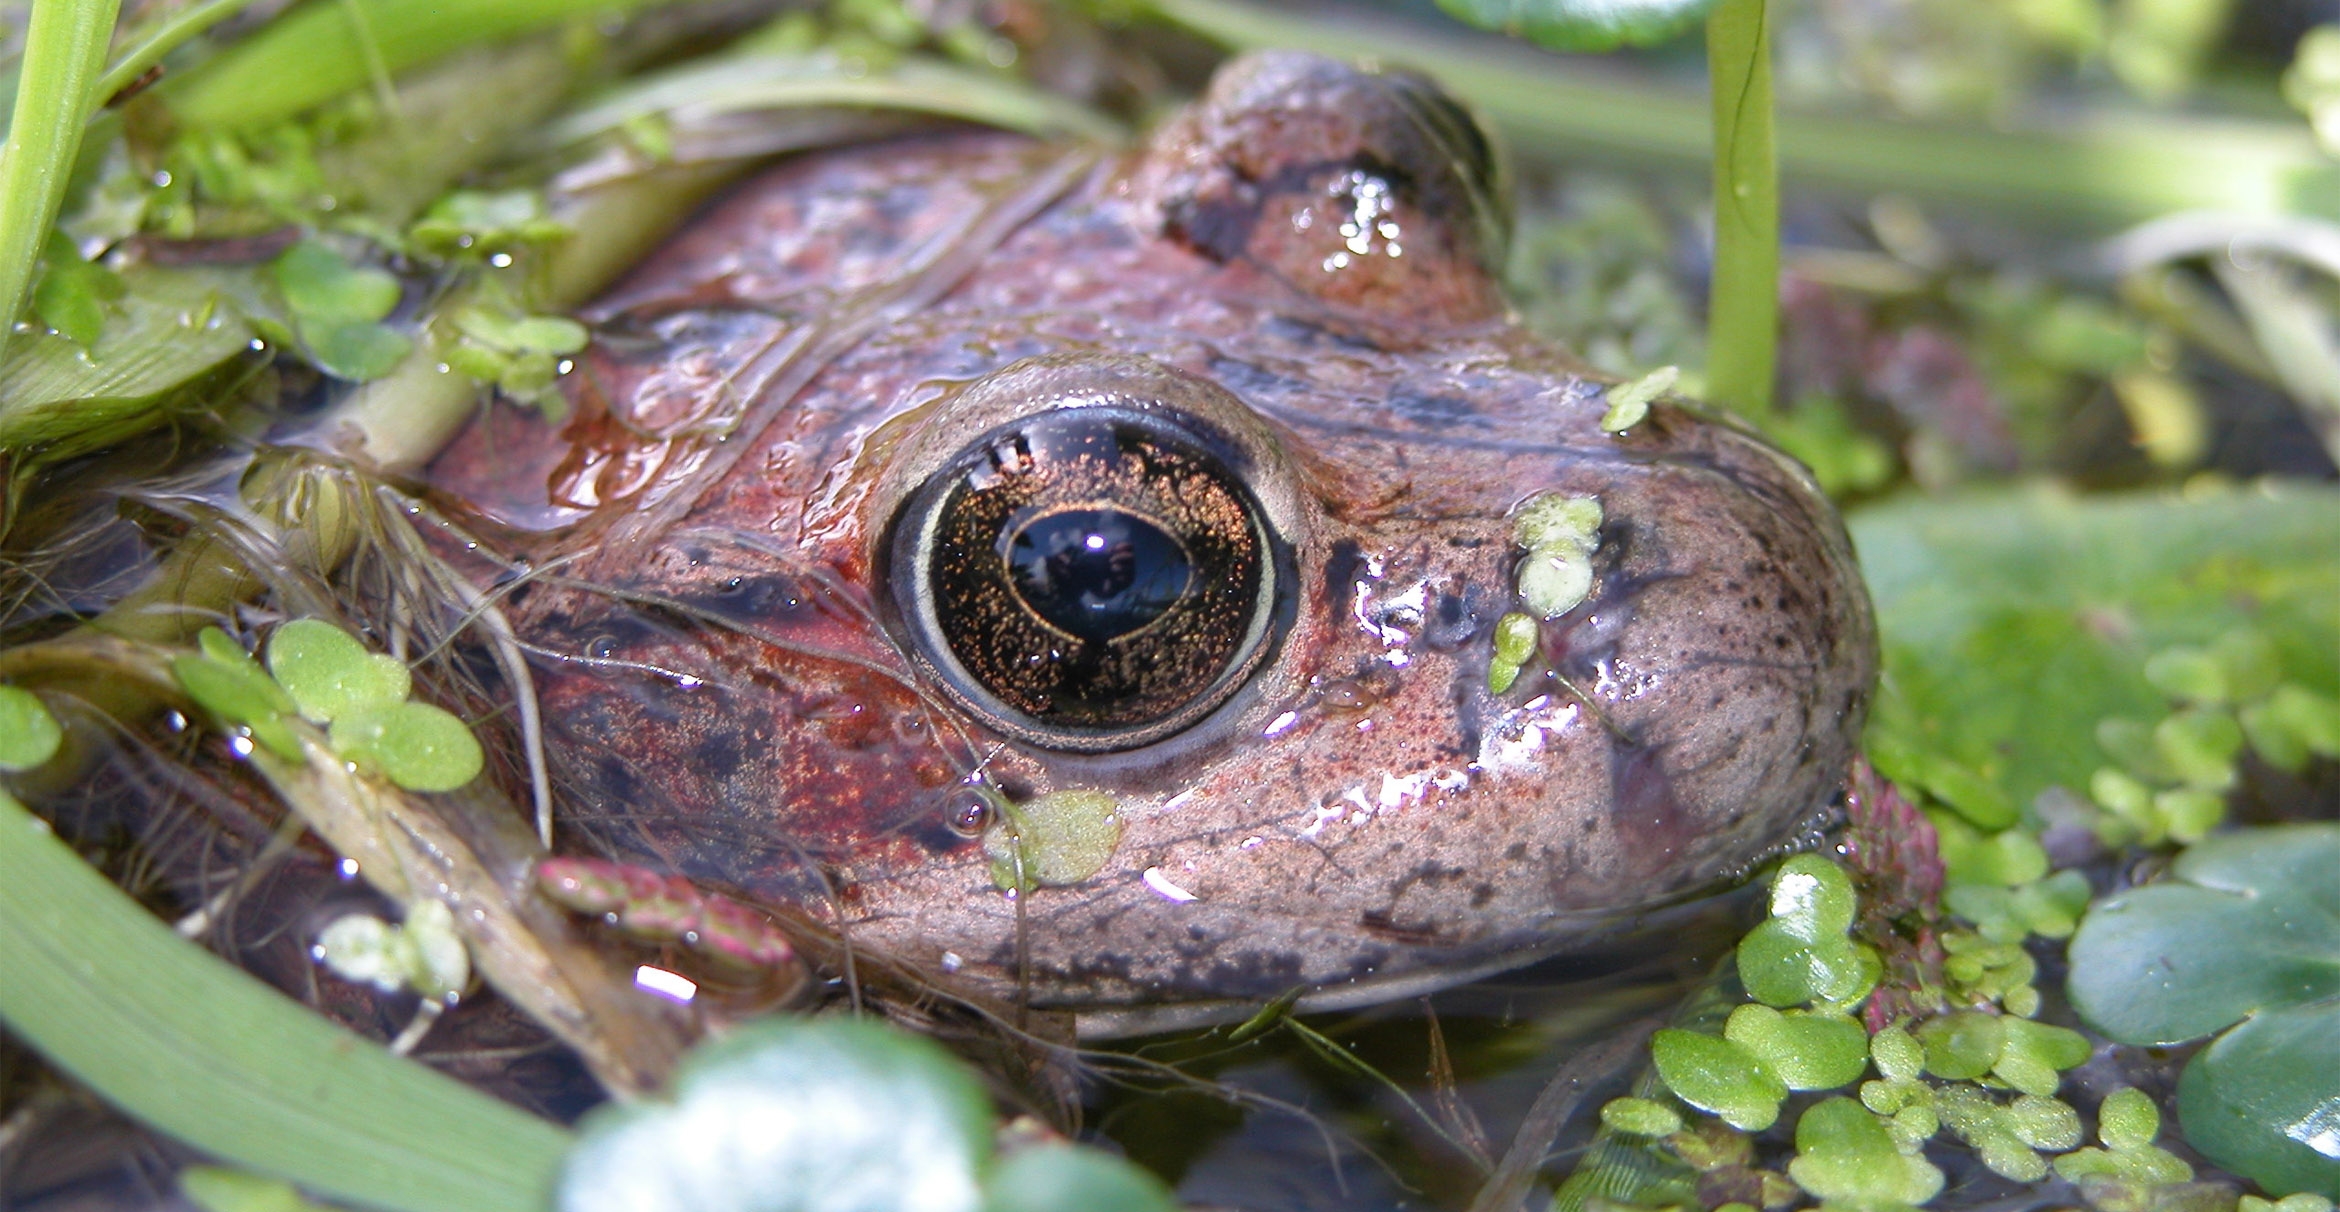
[[0, 0, 124, 367], [1704, 0, 1778, 414]]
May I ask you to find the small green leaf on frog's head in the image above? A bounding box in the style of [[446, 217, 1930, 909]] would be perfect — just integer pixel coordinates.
[[329, 701, 483, 793], [1600, 364, 1677, 432], [986, 790, 1122, 892], [1434, 0, 1718, 52], [1513, 492, 1603, 555], [266, 619, 410, 723], [0, 685, 64, 772]]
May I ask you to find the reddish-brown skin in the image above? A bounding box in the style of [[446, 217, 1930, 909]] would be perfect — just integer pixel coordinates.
[[430, 52, 1877, 1034]]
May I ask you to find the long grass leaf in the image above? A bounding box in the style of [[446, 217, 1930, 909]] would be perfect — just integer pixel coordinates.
[[0, 788, 571, 1212], [0, 0, 123, 364]]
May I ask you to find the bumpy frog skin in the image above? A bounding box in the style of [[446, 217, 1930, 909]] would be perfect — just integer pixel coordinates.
[[430, 51, 1876, 1034]]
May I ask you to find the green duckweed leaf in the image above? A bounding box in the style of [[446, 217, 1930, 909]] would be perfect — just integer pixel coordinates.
[[1871, 1025, 1924, 1083], [1651, 1028, 1785, 1131], [1600, 365, 1675, 432], [2242, 686, 2340, 775], [1766, 854, 1858, 941], [980, 1144, 1179, 1212], [986, 790, 1123, 891], [2154, 707, 2244, 791], [1433, 0, 1718, 52], [329, 702, 483, 793], [304, 320, 413, 382], [267, 620, 411, 724], [2144, 647, 2231, 705], [1513, 493, 1602, 555], [1723, 1005, 1871, 1091], [1601, 1097, 1687, 1137], [0, 685, 64, 772], [1738, 855, 1879, 1008], [1916, 1011, 2005, 1081], [173, 630, 301, 760], [1787, 1097, 1945, 1208], [272, 242, 410, 382], [274, 242, 399, 325], [1994, 1018, 2093, 1097], [559, 1018, 991, 1212]]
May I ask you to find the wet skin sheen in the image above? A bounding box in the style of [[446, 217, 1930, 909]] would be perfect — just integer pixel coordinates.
[[430, 52, 1878, 1034]]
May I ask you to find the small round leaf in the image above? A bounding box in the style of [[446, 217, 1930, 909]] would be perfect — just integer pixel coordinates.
[[0, 685, 63, 772], [330, 702, 482, 793], [267, 620, 410, 723], [1651, 1028, 1785, 1131]]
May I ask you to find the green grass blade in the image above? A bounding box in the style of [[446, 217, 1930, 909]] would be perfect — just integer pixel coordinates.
[[0, 0, 123, 366], [0, 788, 571, 1212], [1703, 0, 1777, 414], [161, 0, 690, 131]]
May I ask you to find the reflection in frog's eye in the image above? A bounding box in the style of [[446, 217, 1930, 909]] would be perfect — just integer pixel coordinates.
[[888, 407, 1279, 752]]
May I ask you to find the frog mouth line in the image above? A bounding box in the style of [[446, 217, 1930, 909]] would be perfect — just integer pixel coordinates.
[[1065, 887, 1761, 1039]]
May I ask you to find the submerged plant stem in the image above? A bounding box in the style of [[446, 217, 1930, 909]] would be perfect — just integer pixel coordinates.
[[0, 0, 124, 367], [1704, 0, 1778, 415]]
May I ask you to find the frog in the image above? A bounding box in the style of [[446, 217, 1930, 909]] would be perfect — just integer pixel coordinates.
[[426, 49, 1877, 1037]]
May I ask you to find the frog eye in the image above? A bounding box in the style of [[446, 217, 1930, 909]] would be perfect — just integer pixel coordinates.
[[887, 406, 1281, 752]]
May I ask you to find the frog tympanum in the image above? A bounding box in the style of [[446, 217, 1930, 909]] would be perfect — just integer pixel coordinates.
[[430, 51, 1877, 1035]]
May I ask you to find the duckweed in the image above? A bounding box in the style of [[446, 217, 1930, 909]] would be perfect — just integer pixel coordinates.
[[267, 618, 411, 724], [1599, 364, 1676, 432], [2052, 1088, 2192, 1188], [1736, 854, 1880, 1009], [1488, 610, 1541, 694], [1786, 1097, 1945, 1210], [271, 240, 411, 382], [985, 789, 1123, 892], [1510, 492, 1602, 619], [315, 900, 470, 1002], [0, 685, 63, 772], [173, 622, 481, 792]]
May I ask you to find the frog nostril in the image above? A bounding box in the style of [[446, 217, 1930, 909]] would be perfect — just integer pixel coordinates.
[[888, 405, 1279, 753]]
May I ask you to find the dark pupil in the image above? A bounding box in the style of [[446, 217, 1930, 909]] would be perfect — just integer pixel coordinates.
[[1005, 509, 1191, 642]]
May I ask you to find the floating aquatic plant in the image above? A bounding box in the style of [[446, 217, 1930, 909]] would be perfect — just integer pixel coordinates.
[[174, 621, 482, 793], [2068, 825, 2340, 1198]]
